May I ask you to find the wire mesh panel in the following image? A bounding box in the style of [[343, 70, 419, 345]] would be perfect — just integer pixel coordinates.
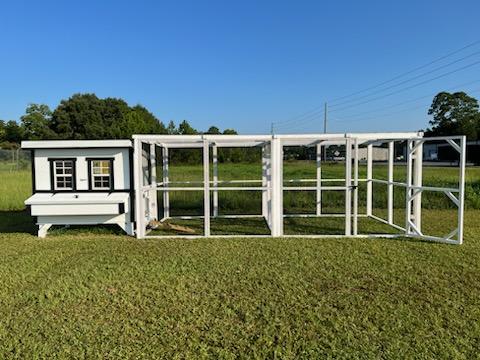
[[132, 133, 466, 244]]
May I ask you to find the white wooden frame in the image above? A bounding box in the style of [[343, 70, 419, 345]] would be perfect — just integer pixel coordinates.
[[132, 133, 466, 245]]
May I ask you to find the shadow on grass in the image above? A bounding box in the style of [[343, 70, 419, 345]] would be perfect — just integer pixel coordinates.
[[0, 209, 125, 236], [0, 210, 37, 234]]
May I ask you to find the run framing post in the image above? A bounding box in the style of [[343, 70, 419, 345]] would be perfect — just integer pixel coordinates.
[[270, 137, 283, 236], [387, 141, 394, 224], [316, 143, 322, 216], [203, 140, 210, 236], [162, 146, 169, 219], [458, 136, 466, 244], [262, 143, 272, 228], [212, 144, 218, 217], [345, 138, 352, 236], [405, 140, 421, 235], [405, 140, 414, 235], [366, 143, 373, 216], [413, 140, 423, 231], [262, 144, 268, 219], [353, 138, 359, 235], [133, 138, 145, 238], [149, 143, 158, 221]]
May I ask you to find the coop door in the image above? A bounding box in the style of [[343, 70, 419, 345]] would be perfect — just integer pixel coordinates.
[[405, 136, 466, 244]]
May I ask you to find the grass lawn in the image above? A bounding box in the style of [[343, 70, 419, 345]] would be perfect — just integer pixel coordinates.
[[1, 162, 480, 358]]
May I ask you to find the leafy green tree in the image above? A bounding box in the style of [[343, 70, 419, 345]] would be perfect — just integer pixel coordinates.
[[50, 93, 167, 139], [122, 105, 167, 136], [0, 120, 5, 142], [178, 120, 197, 135], [20, 104, 56, 140], [206, 126, 221, 134], [4, 121, 23, 143], [166, 120, 178, 134], [223, 129, 237, 135], [427, 91, 480, 140], [51, 94, 109, 139]]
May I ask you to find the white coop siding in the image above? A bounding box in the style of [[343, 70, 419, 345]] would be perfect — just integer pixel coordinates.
[[34, 148, 130, 191]]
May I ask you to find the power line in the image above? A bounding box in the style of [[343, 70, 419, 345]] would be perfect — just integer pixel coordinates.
[[330, 59, 480, 113], [334, 88, 480, 125], [328, 39, 480, 105], [328, 79, 480, 120], [272, 39, 480, 130], [329, 50, 480, 108], [275, 80, 480, 131]]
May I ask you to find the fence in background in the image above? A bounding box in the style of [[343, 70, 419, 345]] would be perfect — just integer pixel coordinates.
[[0, 149, 31, 172]]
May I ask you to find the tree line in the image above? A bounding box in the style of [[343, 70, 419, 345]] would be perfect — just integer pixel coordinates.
[[0, 93, 260, 163], [1, 91, 479, 159]]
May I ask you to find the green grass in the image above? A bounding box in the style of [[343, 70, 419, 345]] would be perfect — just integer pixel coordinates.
[[1, 210, 480, 358], [1, 162, 480, 357], [0, 170, 31, 211]]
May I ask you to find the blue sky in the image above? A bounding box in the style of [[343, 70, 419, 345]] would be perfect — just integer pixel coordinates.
[[0, 0, 479, 134]]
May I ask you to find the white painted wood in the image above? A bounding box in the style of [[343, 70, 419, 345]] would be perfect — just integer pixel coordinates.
[[458, 136, 466, 244], [133, 138, 144, 239], [25, 192, 129, 205], [203, 140, 210, 236], [344, 139, 352, 235], [23, 132, 467, 244], [37, 214, 127, 224], [38, 224, 52, 238], [33, 148, 131, 191], [353, 139, 359, 235], [316, 143, 322, 215], [162, 147, 170, 219], [387, 141, 394, 224], [262, 145, 268, 218], [270, 138, 283, 236], [413, 140, 423, 231], [366, 144, 373, 216], [31, 204, 120, 216], [212, 145, 218, 217], [405, 140, 413, 235], [22, 139, 131, 149], [149, 143, 158, 220]]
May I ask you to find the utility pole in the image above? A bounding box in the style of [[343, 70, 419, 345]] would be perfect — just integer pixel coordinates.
[[271, 122, 274, 135]]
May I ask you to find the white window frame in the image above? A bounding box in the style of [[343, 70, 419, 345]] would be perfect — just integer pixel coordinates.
[[89, 159, 113, 191], [53, 159, 75, 190]]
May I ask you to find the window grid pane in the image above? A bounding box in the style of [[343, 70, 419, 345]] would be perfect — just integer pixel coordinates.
[[91, 160, 111, 189], [54, 160, 74, 190]]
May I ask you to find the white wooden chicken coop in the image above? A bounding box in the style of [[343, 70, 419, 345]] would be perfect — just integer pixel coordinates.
[[23, 132, 466, 244]]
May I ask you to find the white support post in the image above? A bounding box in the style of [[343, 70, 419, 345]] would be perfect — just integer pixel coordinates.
[[162, 147, 169, 219], [266, 144, 272, 228], [203, 140, 211, 236], [270, 137, 283, 236], [212, 144, 218, 217], [387, 141, 394, 224], [149, 143, 158, 221], [366, 143, 373, 216], [262, 145, 268, 219], [405, 140, 413, 235], [133, 138, 145, 238], [353, 139, 359, 235], [316, 143, 322, 216], [458, 136, 466, 244], [413, 140, 423, 231], [38, 224, 52, 238], [345, 138, 352, 236]]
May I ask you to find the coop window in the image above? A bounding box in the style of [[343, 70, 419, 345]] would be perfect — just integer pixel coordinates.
[[88, 158, 114, 190], [51, 159, 76, 190]]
